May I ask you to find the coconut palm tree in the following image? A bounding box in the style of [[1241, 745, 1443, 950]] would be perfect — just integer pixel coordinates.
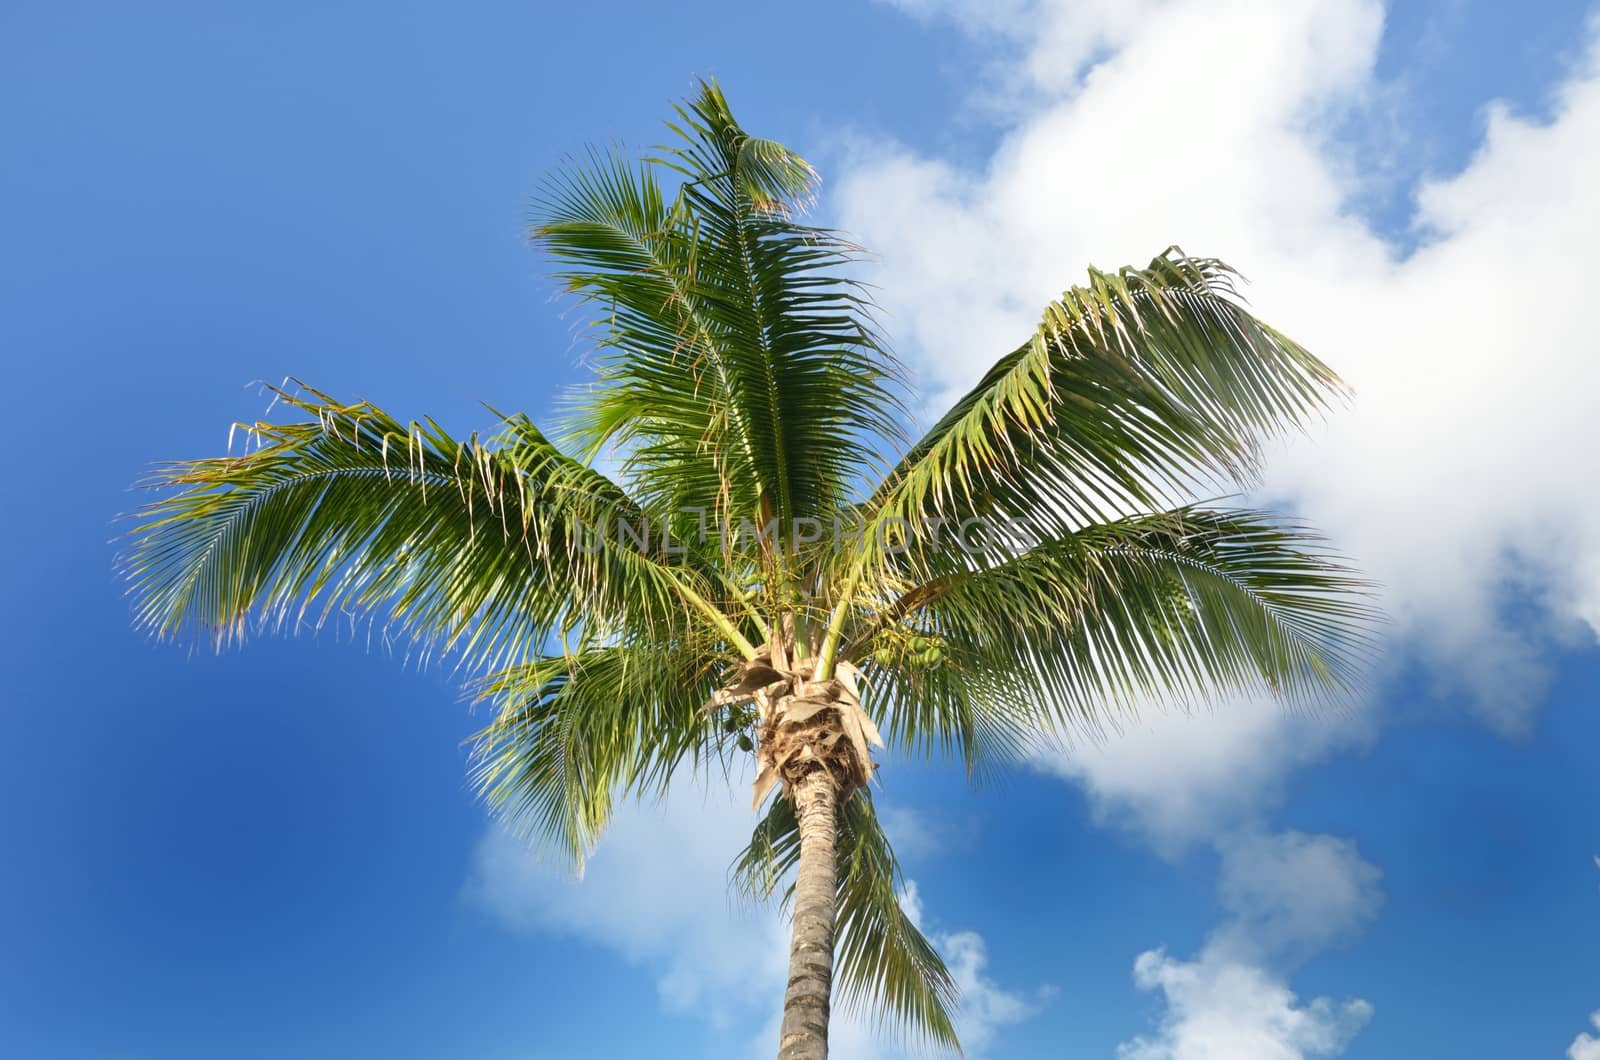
[[123, 83, 1373, 1059]]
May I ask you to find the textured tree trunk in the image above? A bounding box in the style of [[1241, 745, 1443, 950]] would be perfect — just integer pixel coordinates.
[[776, 767, 839, 1060]]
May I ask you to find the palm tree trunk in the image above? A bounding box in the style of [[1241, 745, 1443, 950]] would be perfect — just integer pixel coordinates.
[[777, 767, 838, 1059]]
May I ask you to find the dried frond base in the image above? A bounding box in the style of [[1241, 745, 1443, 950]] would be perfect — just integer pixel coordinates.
[[709, 649, 883, 809]]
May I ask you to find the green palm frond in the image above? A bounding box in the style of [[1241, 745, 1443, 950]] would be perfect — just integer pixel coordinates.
[[656, 79, 819, 211], [734, 790, 960, 1052], [122, 384, 752, 673], [534, 80, 904, 599], [469, 640, 722, 869], [857, 646, 1040, 785], [855, 506, 1377, 736], [845, 252, 1344, 587]]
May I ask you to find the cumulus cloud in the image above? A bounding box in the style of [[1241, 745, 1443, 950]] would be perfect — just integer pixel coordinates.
[[1571, 1012, 1600, 1060], [831, 21, 1600, 1048], [1112, 828, 1380, 1058], [897, 882, 1041, 1055], [1117, 948, 1373, 1060]]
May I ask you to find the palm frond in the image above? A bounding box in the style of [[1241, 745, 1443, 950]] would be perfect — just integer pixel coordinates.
[[469, 639, 722, 869], [854, 506, 1378, 736], [533, 80, 904, 598], [656, 79, 819, 211], [857, 646, 1040, 784], [850, 251, 1345, 586], [734, 789, 961, 1052], [122, 385, 749, 673]]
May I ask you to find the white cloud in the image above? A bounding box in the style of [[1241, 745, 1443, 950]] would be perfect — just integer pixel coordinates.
[[1039, 694, 1372, 853], [1571, 1012, 1600, 1060], [876, 802, 946, 862], [1118, 947, 1373, 1060], [1104, 822, 1380, 1059], [881, 0, 1173, 98], [1211, 830, 1383, 964], [1107, 825, 1380, 1058], [465, 780, 788, 1024]]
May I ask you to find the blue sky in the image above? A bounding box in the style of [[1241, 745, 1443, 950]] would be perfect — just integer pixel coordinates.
[[3, 1, 1599, 1057]]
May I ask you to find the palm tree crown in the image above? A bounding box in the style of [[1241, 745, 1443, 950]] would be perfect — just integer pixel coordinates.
[[123, 82, 1374, 1057]]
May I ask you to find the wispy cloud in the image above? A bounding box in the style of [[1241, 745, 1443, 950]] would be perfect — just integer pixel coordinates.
[[464, 780, 788, 1024]]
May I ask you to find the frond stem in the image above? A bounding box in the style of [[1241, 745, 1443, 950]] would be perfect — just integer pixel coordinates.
[[671, 574, 759, 660]]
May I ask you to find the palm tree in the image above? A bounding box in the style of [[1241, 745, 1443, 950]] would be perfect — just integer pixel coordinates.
[[123, 83, 1373, 1059]]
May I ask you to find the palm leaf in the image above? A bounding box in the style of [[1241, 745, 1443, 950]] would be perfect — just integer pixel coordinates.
[[534, 80, 904, 602], [469, 639, 723, 869], [853, 506, 1378, 736], [122, 384, 749, 673], [848, 251, 1345, 585]]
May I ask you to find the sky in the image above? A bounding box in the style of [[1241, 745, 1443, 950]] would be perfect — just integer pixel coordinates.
[[2, 1, 1599, 1057]]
